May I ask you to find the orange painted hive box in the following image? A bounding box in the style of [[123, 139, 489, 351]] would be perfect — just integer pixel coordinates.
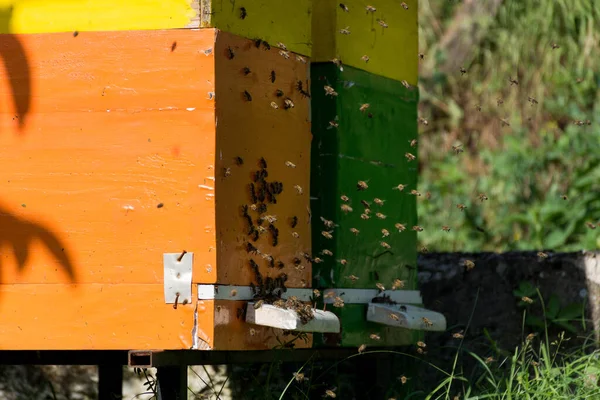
[[0, 29, 313, 351]]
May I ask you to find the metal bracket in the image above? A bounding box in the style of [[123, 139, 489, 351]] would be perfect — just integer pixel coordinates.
[[366, 303, 446, 331], [322, 288, 422, 304], [197, 284, 312, 301], [164, 252, 193, 305], [246, 303, 341, 333]]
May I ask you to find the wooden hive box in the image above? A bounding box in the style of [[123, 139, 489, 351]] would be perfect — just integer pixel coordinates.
[[0, 28, 313, 351]]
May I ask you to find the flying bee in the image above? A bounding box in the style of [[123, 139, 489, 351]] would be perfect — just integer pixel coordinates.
[[410, 190, 421, 196], [551, 43, 560, 49], [451, 143, 464, 154], [283, 98, 295, 109], [500, 118, 511, 127], [332, 58, 343, 71], [416, 348, 426, 354], [393, 184, 406, 191], [401, 2, 409, 9], [392, 279, 405, 290], [243, 90, 252, 101], [253, 300, 264, 309], [420, 246, 429, 254], [380, 241, 391, 249], [279, 50, 290, 59], [325, 389, 337, 398], [497, 97, 504, 106], [452, 331, 464, 339], [365, 5, 376, 12], [509, 76, 519, 86], [340, 259, 347, 266], [381, 229, 390, 237], [475, 104, 482, 112], [270, 101, 279, 109], [358, 344, 367, 353], [347, 274, 359, 282], [377, 19, 388, 28], [341, 204, 353, 213], [442, 226, 451, 232], [576, 77, 583, 83], [561, 194, 568, 200], [293, 372, 305, 382], [321, 249, 333, 256], [277, 42, 288, 50], [313, 289, 321, 298], [339, 26, 351, 35], [324, 290, 336, 299], [339, 3, 349, 12], [360, 213, 370, 220], [463, 259, 475, 271], [296, 55, 307, 64], [373, 198, 385, 206], [333, 297, 345, 308], [361, 55, 370, 63], [376, 212, 387, 219], [350, 228, 360, 235], [522, 296, 534, 304], [324, 85, 338, 96], [422, 317, 433, 328], [401, 80, 411, 89], [357, 180, 369, 191], [410, 139, 418, 147], [370, 333, 381, 340], [395, 223, 406, 232], [405, 152, 416, 161], [341, 195, 350, 202], [360, 200, 370, 209], [328, 118, 339, 129], [375, 282, 385, 291], [360, 103, 370, 112], [460, 67, 467, 75], [294, 185, 303, 194], [537, 251, 548, 259], [389, 313, 400, 321], [322, 231, 333, 239], [412, 225, 423, 232], [477, 193, 489, 202], [457, 203, 467, 211], [399, 376, 408, 384], [419, 52, 425, 60], [586, 221, 597, 229], [417, 341, 426, 348]]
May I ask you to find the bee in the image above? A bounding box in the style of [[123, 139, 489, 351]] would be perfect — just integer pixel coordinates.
[[561, 194, 568, 200], [475, 104, 482, 112], [500, 118, 511, 127], [283, 98, 295, 109], [322, 231, 333, 239], [462, 259, 475, 271], [277, 42, 288, 50], [497, 97, 504, 106], [270, 101, 279, 109], [576, 77, 584, 83], [410, 190, 421, 196], [324, 291, 336, 299], [586, 221, 597, 229], [365, 5, 376, 12], [269, 224, 279, 247], [275, 89, 284, 97], [477, 193, 489, 202], [389, 313, 400, 321], [324, 85, 338, 96], [405, 152, 416, 161], [290, 216, 298, 228], [339, 3, 349, 12], [375, 212, 387, 219], [230, 289, 238, 297], [270, 70, 276, 83], [357, 180, 369, 191], [509, 76, 519, 86], [420, 246, 429, 254], [537, 251, 548, 259], [376, 283, 385, 291], [360, 103, 370, 112], [253, 300, 264, 309], [522, 296, 534, 304], [261, 215, 277, 224], [294, 185, 303, 194], [313, 257, 323, 264], [332, 58, 343, 71], [349, 228, 360, 235], [325, 389, 337, 398], [452, 331, 464, 339], [485, 357, 495, 365], [417, 341, 426, 348], [226, 47, 235, 59], [457, 204, 467, 211], [262, 41, 271, 50], [242, 67, 251, 76], [239, 7, 247, 19], [243, 90, 252, 102], [277, 261, 285, 269], [373, 198, 385, 206], [380, 241, 391, 249], [369, 333, 381, 340], [412, 225, 424, 232], [360, 200, 371, 209], [526, 333, 537, 341], [361, 55, 370, 63], [341, 195, 350, 202], [393, 184, 406, 191], [422, 317, 433, 327], [399, 376, 408, 385], [395, 223, 406, 232], [410, 139, 418, 147], [346, 274, 359, 281], [377, 19, 388, 28], [452, 144, 464, 154], [333, 297, 345, 308], [341, 204, 353, 213], [551, 43, 560, 50], [320, 217, 336, 228], [442, 226, 451, 232], [293, 372, 305, 382], [321, 249, 333, 256], [460, 67, 467, 75], [358, 344, 367, 353], [401, 80, 411, 89], [360, 213, 370, 220], [401, 2, 409, 9], [392, 279, 405, 290], [419, 53, 424, 60], [381, 229, 390, 237], [416, 348, 426, 354], [279, 50, 290, 59], [313, 289, 321, 298], [234, 156, 244, 166], [296, 55, 307, 64], [223, 167, 231, 177], [246, 242, 258, 254], [339, 26, 351, 35]]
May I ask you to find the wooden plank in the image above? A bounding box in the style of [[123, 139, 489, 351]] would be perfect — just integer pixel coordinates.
[[309, 63, 419, 347], [0, 30, 217, 285], [214, 31, 312, 289], [312, 0, 418, 85], [0, 284, 196, 350], [0, 0, 199, 34], [201, 0, 312, 56]]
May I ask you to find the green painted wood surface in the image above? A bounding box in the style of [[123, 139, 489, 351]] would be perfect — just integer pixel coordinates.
[[310, 63, 420, 347]]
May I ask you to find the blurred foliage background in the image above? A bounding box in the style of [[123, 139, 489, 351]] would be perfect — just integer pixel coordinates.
[[417, 0, 600, 252]]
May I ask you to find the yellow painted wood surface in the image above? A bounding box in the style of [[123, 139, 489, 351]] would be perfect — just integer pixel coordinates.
[[312, 0, 418, 85], [0, 0, 199, 33], [202, 0, 312, 56]]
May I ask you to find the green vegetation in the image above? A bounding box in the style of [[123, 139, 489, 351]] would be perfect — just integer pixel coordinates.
[[417, 0, 600, 252]]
